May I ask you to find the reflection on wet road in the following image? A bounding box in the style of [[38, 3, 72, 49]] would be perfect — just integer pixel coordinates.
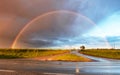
[[0, 59, 120, 75]]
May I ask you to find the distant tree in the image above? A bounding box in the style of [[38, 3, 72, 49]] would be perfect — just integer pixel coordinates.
[[80, 45, 85, 51]]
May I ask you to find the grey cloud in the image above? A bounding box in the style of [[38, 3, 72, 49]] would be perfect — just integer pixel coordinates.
[[0, 0, 120, 48]]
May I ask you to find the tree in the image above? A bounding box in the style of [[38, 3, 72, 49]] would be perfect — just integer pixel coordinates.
[[80, 45, 85, 51]]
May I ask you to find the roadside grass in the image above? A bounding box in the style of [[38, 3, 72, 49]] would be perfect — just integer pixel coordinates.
[[0, 49, 69, 59], [52, 54, 92, 62], [80, 49, 120, 59]]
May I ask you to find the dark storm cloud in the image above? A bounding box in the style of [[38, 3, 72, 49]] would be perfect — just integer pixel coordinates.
[[0, 0, 120, 48], [21, 36, 114, 48], [23, 39, 55, 47]]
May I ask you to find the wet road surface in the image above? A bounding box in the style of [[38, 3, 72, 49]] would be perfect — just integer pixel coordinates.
[[0, 59, 120, 75]]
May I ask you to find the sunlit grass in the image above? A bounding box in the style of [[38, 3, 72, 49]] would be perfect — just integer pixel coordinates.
[[52, 54, 91, 62], [80, 49, 120, 59], [0, 49, 69, 59]]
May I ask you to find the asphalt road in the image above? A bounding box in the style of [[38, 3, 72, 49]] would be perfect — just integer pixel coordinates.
[[0, 59, 120, 75], [0, 52, 120, 75]]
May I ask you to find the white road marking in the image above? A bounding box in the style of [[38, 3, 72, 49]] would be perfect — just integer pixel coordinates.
[[0, 69, 16, 72]]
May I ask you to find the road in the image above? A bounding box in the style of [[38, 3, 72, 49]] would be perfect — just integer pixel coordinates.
[[0, 52, 120, 75]]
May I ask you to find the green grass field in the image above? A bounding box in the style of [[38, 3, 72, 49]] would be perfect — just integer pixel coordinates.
[[0, 49, 93, 62], [80, 49, 120, 59], [2, 49, 120, 61], [0, 49, 69, 59], [52, 54, 91, 62]]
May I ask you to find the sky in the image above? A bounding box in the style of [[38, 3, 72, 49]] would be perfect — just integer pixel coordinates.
[[0, 0, 120, 49]]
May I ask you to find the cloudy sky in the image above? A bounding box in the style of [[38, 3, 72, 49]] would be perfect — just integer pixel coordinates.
[[0, 0, 120, 49]]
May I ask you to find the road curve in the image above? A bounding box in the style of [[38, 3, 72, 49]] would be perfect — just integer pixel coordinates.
[[72, 51, 120, 62], [71, 51, 110, 62]]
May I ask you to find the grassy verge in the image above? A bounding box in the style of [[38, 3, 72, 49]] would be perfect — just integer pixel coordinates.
[[51, 54, 92, 62], [0, 49, 69, 59], [80, 49, 120, 59]]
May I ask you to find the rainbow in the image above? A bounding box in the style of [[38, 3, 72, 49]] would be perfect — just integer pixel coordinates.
[[11, 10, 111, 48]]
